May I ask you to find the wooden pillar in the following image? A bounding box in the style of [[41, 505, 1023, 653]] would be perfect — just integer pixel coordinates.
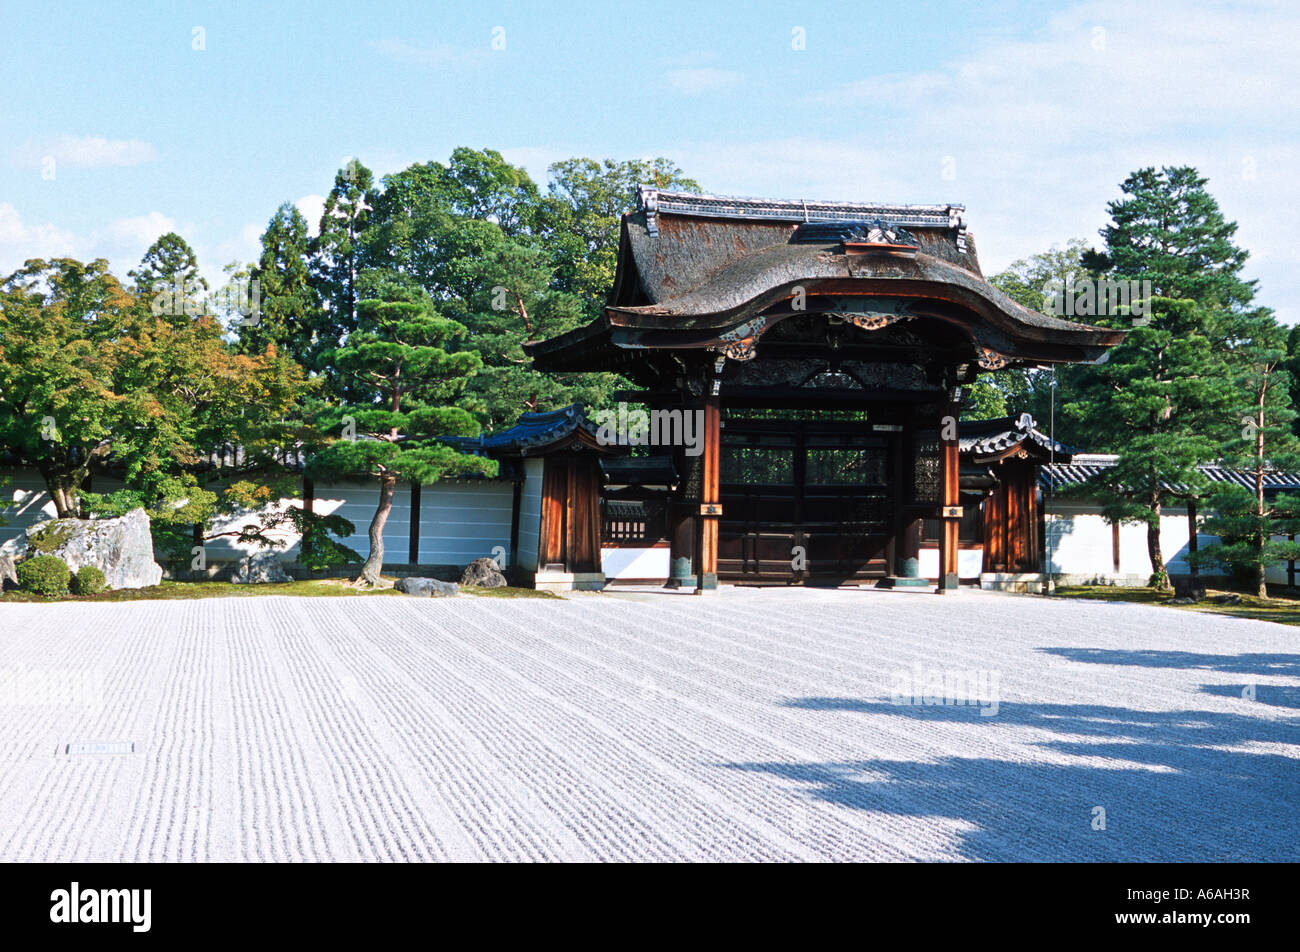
[[897, 516, 923, 578], [937, 400, 960, 592], [408, 480, 421, 565], [883, 425, 927, 588], [665, 504, 695, 588], [1187, 498, 1199, 578], [1289, 533, 1296, 590], [509, 477, 522, 573], [301, 476, 315, 563], [695, 391, 721, 593]]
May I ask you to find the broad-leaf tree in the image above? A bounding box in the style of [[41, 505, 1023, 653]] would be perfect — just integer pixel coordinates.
[[0, 257, 310, 550]]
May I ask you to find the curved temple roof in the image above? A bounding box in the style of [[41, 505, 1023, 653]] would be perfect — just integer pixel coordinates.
[[529, 187, 1124, 374]]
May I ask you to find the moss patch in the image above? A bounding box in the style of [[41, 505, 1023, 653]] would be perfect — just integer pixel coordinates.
[[27, 521, 75, 553], [0, 578, 407, 603], [460, 585, 559, 600], [1055, 585, 1300, 627]]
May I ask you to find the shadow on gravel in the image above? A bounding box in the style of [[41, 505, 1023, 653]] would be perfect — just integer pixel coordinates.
[[1039, 646, 1300, 677], [722, 696, 1300, 861]]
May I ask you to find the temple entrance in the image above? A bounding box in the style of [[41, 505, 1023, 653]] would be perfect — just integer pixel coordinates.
[[719, 419, 896, 582]]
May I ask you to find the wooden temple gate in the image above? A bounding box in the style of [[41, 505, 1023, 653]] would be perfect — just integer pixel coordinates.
[[528, 189, 1119, 592]]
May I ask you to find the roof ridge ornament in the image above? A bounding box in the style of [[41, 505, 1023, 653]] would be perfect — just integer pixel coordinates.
[[635, 185, 967, 248]]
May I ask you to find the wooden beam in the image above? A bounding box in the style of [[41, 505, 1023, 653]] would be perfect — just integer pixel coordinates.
[[938, 398, 960, 592], [695, 392, 721, 593]]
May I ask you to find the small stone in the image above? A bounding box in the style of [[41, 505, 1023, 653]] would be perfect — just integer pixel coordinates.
[[395, 576, 459, 598], [1212, 593, 1243, 605], [460, 557, 507, 588]]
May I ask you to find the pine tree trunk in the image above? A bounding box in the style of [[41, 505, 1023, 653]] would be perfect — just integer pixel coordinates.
[[356, 474, 396, 587], [1147, 496, 1169, 590]]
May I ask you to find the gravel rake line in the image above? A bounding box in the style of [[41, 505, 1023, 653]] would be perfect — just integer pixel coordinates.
[[406, 599, 827, 861]]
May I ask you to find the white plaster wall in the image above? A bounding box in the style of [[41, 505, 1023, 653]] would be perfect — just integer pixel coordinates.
[[918, 547, 985, 579], [602, 547, 670, 580], [515, 457, 544, 574], [416, 481, 514, 566]]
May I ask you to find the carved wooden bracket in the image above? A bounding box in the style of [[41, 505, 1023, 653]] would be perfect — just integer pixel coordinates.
[[847, 313, 905, 332], [975, 347, 1010, 370], [717, 338, 758, 361]]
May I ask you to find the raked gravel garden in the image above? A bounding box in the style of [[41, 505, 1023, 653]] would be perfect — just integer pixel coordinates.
[[0, 584, 1297, 862]]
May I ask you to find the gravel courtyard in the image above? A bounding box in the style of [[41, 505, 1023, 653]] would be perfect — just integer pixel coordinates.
[[0, 586, 1296, 862]]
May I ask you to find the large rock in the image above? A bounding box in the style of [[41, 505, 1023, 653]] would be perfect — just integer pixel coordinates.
[[231, 551, 292, 584], [395, 576, 459, 598], [0, 555, 18, 591], [460, 557, 507, 589], [20, 509, 162, 590]]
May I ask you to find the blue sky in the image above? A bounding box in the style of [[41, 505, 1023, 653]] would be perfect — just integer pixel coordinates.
[[2, 0, 1296, 320]]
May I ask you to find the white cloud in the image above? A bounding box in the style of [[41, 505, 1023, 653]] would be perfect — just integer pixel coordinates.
[[370, 37, 488, 68], [0, 206, 227, 287], [102, 211, 177, 248], [11, 135, 158, 170], [666, 68, 744, 95], [0, 203, 85, 270], [295, 195, 326, 237], [774, 0, 1300, 321]]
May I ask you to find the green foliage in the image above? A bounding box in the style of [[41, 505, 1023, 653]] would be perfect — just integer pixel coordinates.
[[1191, 486, 1300, 582], [307, 288, 495, 584], [0, 257, 313, 522], [71, 565, 106, 595], [311, 159, 376, 362], [239, 203, 327, 371], [295, 509, 362, 571], [1082, 166, 1256, 313], [1060, 297, 1228, 527], [1051, 167, 1266, 587], [975, 241, 1092, 423], [17, 554, 71, 597], [129, 232, 208, 314], [1191, 313, 1300, 593], [539, 156, 698, 315]]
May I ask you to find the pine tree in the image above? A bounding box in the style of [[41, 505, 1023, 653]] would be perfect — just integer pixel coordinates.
[[129, 232, 208, 324], [1061, 299, 1234, 588], [1062, 167, 1261, 588], [306, 288, 493, 586], [311, 160, 375, 347], [240, 203, 326, 369], [1192, 313, 1300, 595]]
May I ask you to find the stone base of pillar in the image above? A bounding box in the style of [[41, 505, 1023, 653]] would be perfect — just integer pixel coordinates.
[[878, 576, 931, 589], [692, 572, 719, 594], [937, 572, 960, 593], [664, 554, 694, 589]]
